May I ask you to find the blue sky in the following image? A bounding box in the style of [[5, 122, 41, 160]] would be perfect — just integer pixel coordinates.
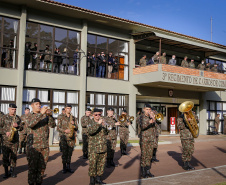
[[57, 0, 226, 46]]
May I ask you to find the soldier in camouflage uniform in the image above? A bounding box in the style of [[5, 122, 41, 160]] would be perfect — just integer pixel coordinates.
[[19, 107, 30, 154], [81, 108, 91, 159], [177, 113, 195, 171], [104, 107, 119, 168], [189, 59, 196, 68], [181, 56, 189, 68], [0, 104, 22, 178], [119, 109, 131, 155], [88, 108, 108, 185], [137, 103, 155, 178], [57, 104, 78, 173], [211, 63, 218, 72], [197, 60, 205, 70], [26, 98, 56, 185], [152, 51, 160, 64], [160, 52, 167, 64], [139, 55, 147, 67], [58, 108, 65, 152], [152, 119, 161, 163], [0, 111, 4, 155]]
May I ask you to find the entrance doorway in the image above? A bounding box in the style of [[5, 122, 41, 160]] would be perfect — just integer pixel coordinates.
[[168, 107, 178, 133]]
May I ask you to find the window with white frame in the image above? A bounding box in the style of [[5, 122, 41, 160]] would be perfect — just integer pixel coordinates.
[[0, 86, 16, 114]]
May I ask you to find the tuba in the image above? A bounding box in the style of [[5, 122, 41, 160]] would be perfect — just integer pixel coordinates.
[[179, 101, 199, 138], [67, 114, 76, 141]]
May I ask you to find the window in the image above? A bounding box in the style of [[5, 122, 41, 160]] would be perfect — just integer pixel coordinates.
[[86, 92, 128, 116], [25, 22, 81, 75], [23, 88, 79, 144], [87, 34, 129, 80], [0, 16, 19, 69], [207, 101, 226, 134], [0, 86, 16, 114]]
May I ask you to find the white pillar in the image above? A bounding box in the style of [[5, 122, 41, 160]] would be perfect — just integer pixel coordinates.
[[199, 92, 208, 135], [16, 7, 26, 115]]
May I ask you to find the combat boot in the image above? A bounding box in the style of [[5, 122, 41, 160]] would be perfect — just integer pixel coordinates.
[[66, 163, 74, 173], [83, 153, 88, 159], [187, 162, 195, 170], [3, 166, 9, 178], [62, 163, 67, 173], [152, 148, 159, 162], [96, 176, 106, 184], [10, 167, 17, 178], [183, 161, 190, 171], [120, 148, 123, 156], [89, 176, 95, 185], [146, 166, 154, 178], [18, 148, 22, 154], [141, 167, 147, 178]]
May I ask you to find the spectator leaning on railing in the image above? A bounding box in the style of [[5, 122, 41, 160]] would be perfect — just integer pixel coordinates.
[[189, 59, 195, 68], [211, 63, 218, 72], [206, 63, 211, 71], [181, 56, 189, 67], [197, 60, 205, 70], [139, 55, 147, 67], [152, 51, 160, 64], [168, 55, 176, 65], [160, 52, 167, 64]]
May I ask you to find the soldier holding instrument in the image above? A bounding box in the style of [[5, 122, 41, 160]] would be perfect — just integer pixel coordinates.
[[0, 104, 22, 178], [26, 98, 56, 185], [177, 112, 195, 171], [88, 108, 108, 185], [81, 108, 91, 159], [57, 104, 78, 173], [137, 103, 155, 178]]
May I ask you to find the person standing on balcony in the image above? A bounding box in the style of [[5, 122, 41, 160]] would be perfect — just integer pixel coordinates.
[[160, 52, 167, 64], [211, 63, 218, 72], [98, 52, 106, 78], [152, 51, 160, 64], [205, 63, 211, 71], [189, 59, 196, 68], [214, 114, 220, 134], [197, 60, 205, 70], [168, 55, 176, 65], [108, 52, 114, 78], [43, 45, 52, 72], [181, 56, 189, 67], [139, 55, 147, 67]]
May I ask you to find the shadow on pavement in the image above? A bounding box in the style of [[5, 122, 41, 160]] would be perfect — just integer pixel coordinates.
[[214, 146, 226, 154]]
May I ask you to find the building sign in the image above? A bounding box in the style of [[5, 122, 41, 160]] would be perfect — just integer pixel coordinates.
[[170, 117, 176, 134], [162, 72, 226, 89]]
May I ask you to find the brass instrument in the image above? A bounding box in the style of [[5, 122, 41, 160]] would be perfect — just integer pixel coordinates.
[[8, 114, 17, 142], [46, 107, 59, 114], [118, 114, 136, 131], [68, 114, 76, 140], [100, 117, 112, 130], [155, 113, 164, 122], [179, 101, 199, 138]]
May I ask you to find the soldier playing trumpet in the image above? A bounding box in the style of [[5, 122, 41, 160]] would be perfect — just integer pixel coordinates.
[[0, 103, 22, 178], [57, 104, 78, 174]]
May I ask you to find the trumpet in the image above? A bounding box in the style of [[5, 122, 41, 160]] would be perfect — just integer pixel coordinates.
[[100, 117, 112, 130], [43, 107, 59, 115]]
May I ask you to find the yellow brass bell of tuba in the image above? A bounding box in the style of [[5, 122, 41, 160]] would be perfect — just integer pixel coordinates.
[[155, 113, 164, 122], [67, 114, 76, 142], [8, 115, 17, 142], [179, 101, 199, 138]]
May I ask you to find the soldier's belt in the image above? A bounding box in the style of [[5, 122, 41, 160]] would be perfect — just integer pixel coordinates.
[[82, 126, 87, 128], [120, 125, 128, 128]]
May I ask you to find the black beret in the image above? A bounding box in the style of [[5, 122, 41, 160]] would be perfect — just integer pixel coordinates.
[[144, 103, 152, 108], [107, 107, 114, 111], [9, 103, 17, 108], [122, 109, 127, 113], [25, 107, 30, 110], [86, 108, 91, 111], [31, 98, 41, 103], [93, 108, 102, 113], [65, 104, 72, 108]]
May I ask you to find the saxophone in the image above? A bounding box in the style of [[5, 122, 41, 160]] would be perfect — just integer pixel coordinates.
[[8, 115, 17, 142], [67, 114, 76, 140]]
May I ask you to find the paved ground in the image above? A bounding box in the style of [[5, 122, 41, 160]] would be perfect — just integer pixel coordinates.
[[0, 135, 226, 185]]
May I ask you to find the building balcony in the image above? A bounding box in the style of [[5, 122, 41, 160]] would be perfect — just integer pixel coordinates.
[[133, 64, 226, 91]]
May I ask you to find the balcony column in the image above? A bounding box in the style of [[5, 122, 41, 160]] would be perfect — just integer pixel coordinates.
[[77, 20, 88, 143], [16, 6, 27, 115], [199, 92, 208, 135], [159, 38, 162, 63]]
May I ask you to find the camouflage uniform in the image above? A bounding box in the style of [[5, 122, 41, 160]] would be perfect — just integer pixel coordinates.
[[0, 111, 4, 154], [57, 114, 78, 164], [211, 66, 218, 72], [197, 63, 205, 70], [177, 114, 194, 162], [214, 116, 220, 133], [137, 114, 155, 177], [152, 121, 161, 162], [19, 114, 28, 153], [160, 56, 166, 64], [26, 112, 56, 184], [189, 62, 195, 68], [103, 116, 117, 165], [139, 58, 147, 67], [0, 114, 22, 168], [88, 119, 107, 177], [152, 54, 159, 64], [181, 60, 189, 67], [81, 115, 90, 158], [119, 115, 130, 154]]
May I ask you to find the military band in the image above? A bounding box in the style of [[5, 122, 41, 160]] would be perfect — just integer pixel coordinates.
[[0, 100, 201, 183]]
